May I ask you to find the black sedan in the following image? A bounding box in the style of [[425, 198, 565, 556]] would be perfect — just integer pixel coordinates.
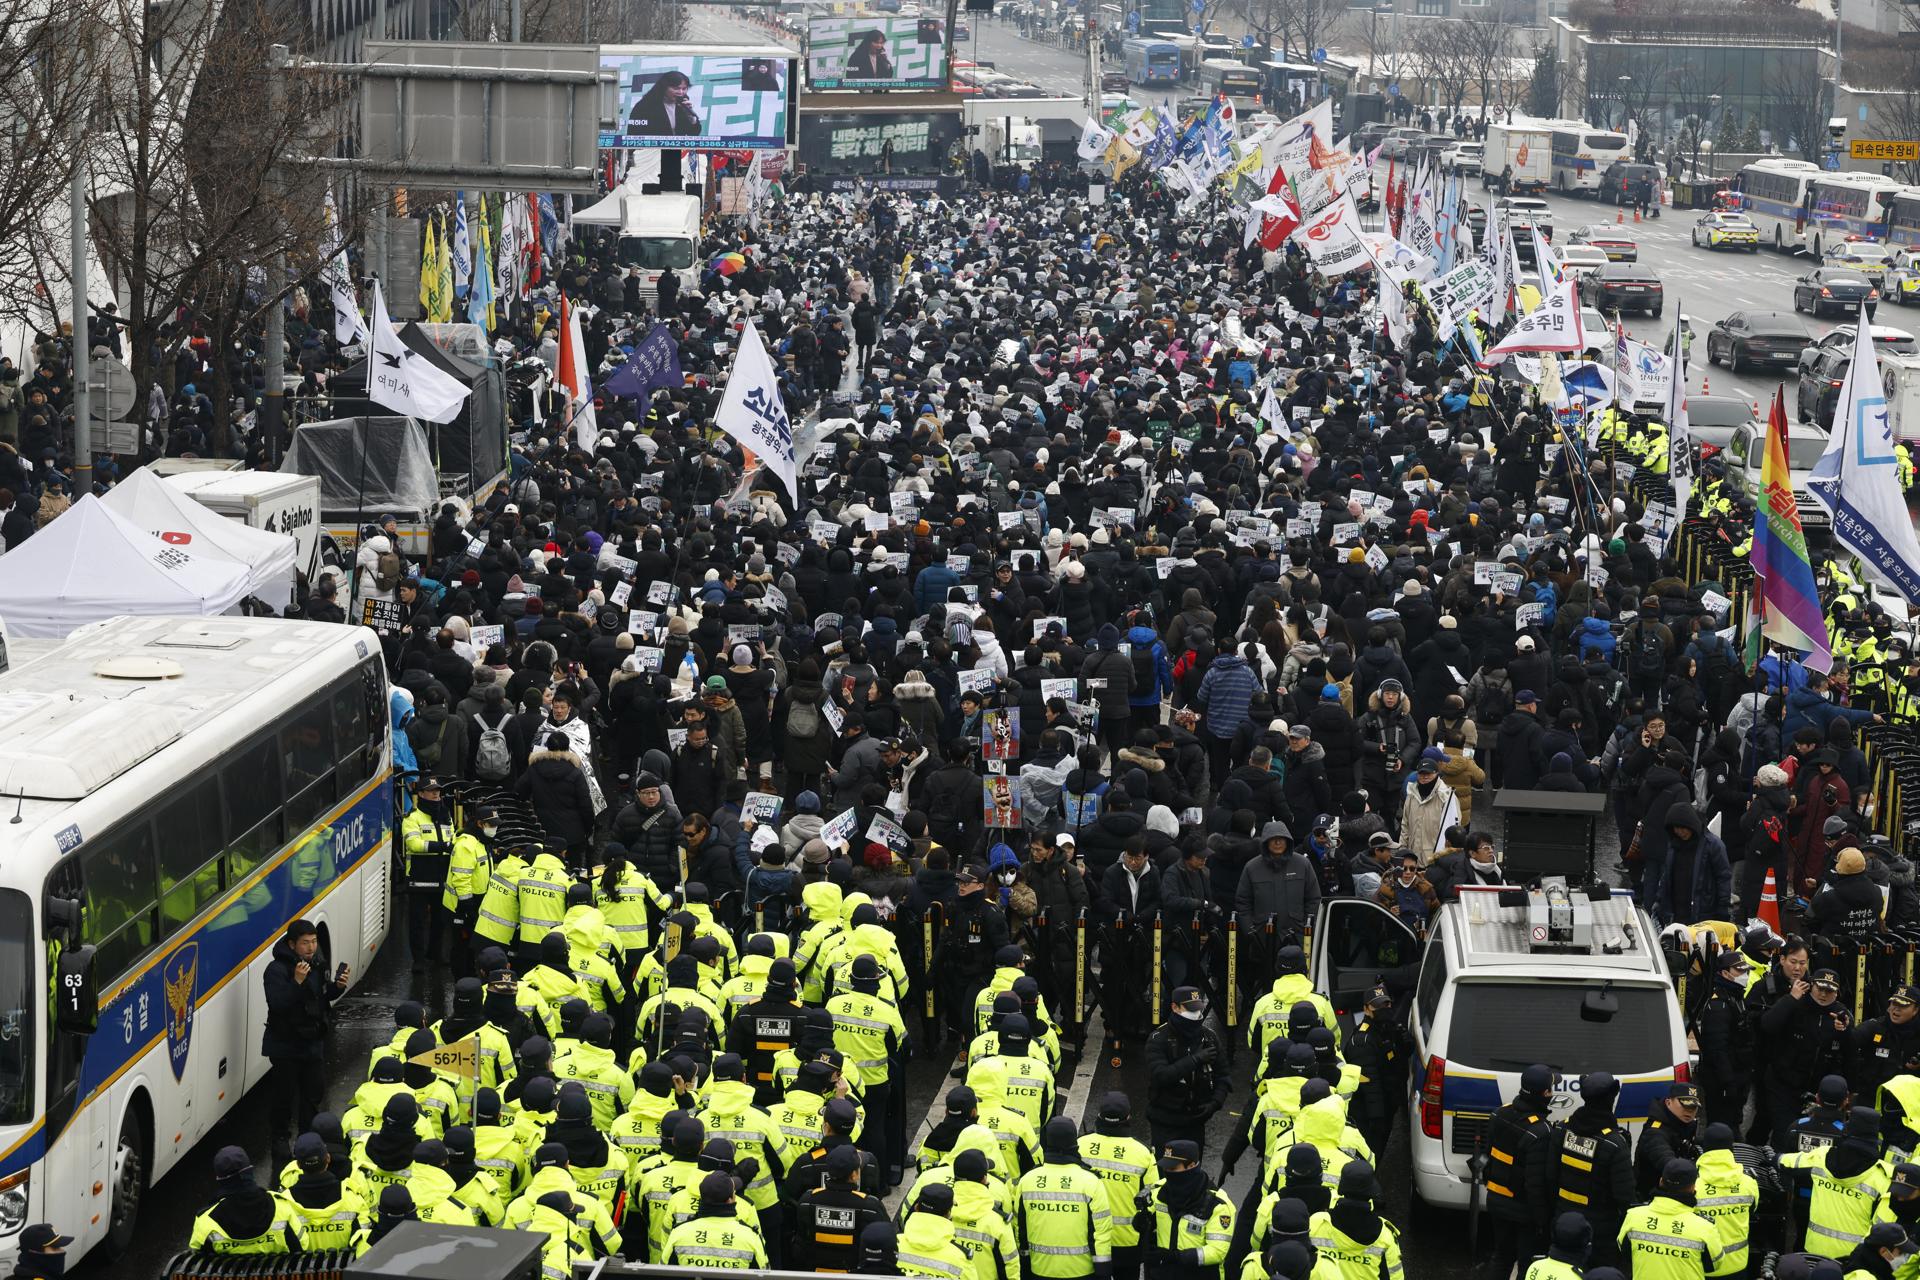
[[1792, 268, 1878, 318], [1705, 310, 1812, 373], [1579, 263, 1664, 317]]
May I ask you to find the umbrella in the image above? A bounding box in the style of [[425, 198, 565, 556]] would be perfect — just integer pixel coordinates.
[[707, 252, 748, 277]]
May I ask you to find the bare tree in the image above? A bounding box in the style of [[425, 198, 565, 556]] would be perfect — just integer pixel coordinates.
[[0, 0, 107, 340], [1458, 5, 1517, 120], [1762, 44, 1829, 162], [1404, 19, 1474, 121], [514, 0, 686, 43], [1263, 0, 1339, 64], [77, 0, 355, 450]]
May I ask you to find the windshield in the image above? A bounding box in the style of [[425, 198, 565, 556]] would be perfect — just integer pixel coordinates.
[[0, 892, 30, 1124], [618, 235, 694, 271], [1687, 399, 1750, 429], [1788, 435, 1828, 468], [1448, 981, 1674, 1075]]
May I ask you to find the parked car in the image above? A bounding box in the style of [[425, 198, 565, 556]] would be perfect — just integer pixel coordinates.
[[1493, 195, 1553, 238], [1567, 224, 1638, 262], [1723, 418, 1831, 532], [1598, 160, 1660, 207], [1798, 347, 1854, 425], [1691, 211, 1760, 252], [1579, 262, 1664, 317], [1704, 311, 1812, 373], [1886, 247, 1920, 306], [1441, 141, 1483, 175], [1792, 268, 1878, 318], [1796, 324, 1919, 375]]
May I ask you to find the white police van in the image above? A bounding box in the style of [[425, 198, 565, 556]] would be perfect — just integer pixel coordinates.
[[1310, 880, 1689, 1210]]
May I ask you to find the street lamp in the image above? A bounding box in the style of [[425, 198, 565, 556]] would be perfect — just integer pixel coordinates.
[[1618, 74, 1632, 146], [1706, 93, 1721, 177]]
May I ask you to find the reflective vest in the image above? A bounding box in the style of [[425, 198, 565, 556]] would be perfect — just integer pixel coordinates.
[[1615, 1194, 1724, 1280], [1078, 1132, 1158, 1249], [1247, 974, 1340, 1056], [947, 1177, 1021, 1280], [825, 989, 904, 1089], [595, 864, 668, 954], [1692, 1150, 1759, 1276], [402, 807, 457, 881], [282, 1184, 365, 1252], [427, 1019, 515, 1115], [967, 1023, 1063, 1077], [472, 1122, 532, 1198], [1150, 1184, 1234, 1274], [516, 853, 571, 945], [553, 1041, 636, 1130], [190, 1193, 304, 1254], [474, 851, 527, 945], [1014, 1162, 1113, 1278], [504, 1167, 624, 1258], [441, 832, 492, 913], [637, 1156, 709, 1261], [1780, 1148, 1894, 1258], [1522, 1260, 1585, 1280], [897, 1210, 973, 1280], [566, 1152, 627, 1216], [664, 1209, 769, 1269], [1307, 1208, 1405, 1280], [698, 1079, 788, 1210], [968, 1052, 1053, 1132]]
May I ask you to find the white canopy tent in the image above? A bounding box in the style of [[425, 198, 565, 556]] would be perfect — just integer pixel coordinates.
[[0, 495, 254, 637], [101, 468, 299, 610]]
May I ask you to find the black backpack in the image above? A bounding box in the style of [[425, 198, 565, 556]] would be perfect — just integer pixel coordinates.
[[1131, 643, 1158, 700], [1694, 634, 1732, 687], [1474, 671, 1513, 725], [1633, 624, 1667, 677]]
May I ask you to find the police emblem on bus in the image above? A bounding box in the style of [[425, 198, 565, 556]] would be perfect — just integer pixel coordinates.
[[163, 943, 199, 1082]]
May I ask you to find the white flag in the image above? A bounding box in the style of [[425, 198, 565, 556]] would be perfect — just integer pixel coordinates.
[[452, 194, 472, 298], [1479, 276, 1586, 364], [1809, 309, 1920, 602], [1078, 119, 1114, 162], [1292, 192, 1370, 277], [1360, 233, 1433, 287], [558, 293, 597, 453], [715, 321, 799, 503], [1664, 291, 1692, 525], [320, 190, 368, 347], [366, 281, 470, 424]]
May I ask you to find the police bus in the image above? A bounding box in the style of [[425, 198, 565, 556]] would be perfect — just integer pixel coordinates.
[[1546, 121, 1627, 197], [1734, 157, 1822, 254], [0, 617, 392, 1268], [1800, 171, 1903, 259], [1122, 37, 1181, 85]]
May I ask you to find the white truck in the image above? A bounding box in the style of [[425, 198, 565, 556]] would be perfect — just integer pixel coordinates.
[[1880, 353, 1920, 442], [979, 116, 1043, 171], [163, 470, 325, 582], [616, 192, 702, 304], [1483, 120, 1552, 194]]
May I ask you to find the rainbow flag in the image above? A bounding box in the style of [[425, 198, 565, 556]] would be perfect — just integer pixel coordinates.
[[1747, 386, 1832, 671]]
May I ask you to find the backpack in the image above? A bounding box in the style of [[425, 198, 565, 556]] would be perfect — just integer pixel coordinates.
[[373, 550, 403, 593], [786, 697, 822, 742], [1633, 624, 1668, 677], [1695, 634, 1732, 688], [1474, 672, 1513, 726], [745, 867, 793, 932], [1131, 644, 1159, 700], [410, 717, 450, 772], [474, 713, 513, 783]]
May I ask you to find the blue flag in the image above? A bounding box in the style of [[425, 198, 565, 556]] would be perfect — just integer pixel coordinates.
[[603, 323, 683, 400]]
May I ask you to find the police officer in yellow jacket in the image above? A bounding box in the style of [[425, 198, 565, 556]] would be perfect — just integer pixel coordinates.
[[401, 777, 458, 972], [1522, 1213, 1595, 1280], [1149, 1140, 1235, 1280], [897, 1181, 976, 1280], [190, 1147, 305, 1254], [475, 842, 530, 949], [1308, 1161, 1403, 1280], [350, 1186, 420, 1258], [1080, 1092, 1160, 1280], [1780, 1106, 1896, 1260], [441, 802, 495, 977], [515, 847, 572, 964], [1692, 1124, 1759, 1278], [829, 953, 908, 1179], [664, 1170, 769, 1269], [1015, 1117, 1113, 1280], [1616, 1158, 1725, 1280], [280, 1134, 366, 1252]]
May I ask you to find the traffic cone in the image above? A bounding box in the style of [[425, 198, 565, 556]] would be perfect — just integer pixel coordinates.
[[1758, 867, 1782, 933], [1634, 207, 1642, 224], [1701, 373, 1710, 394], [1616, 207, 1624, 224]]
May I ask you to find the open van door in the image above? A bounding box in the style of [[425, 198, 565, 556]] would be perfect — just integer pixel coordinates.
[[1310, 898, 1420, 1021]]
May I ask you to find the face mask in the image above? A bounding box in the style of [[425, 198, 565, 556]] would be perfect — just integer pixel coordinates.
[[482, 826, 498, 839], [998, 871, 1016, 885], [1176, 1005, 1205, 1021]]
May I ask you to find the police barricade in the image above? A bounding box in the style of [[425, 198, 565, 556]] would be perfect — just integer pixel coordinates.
[[1023, 907, 1088, 1044], [1139, 909, 1240, 1044], [160, 1250, 353, 1279], [1091, 906, 1152, 1048]]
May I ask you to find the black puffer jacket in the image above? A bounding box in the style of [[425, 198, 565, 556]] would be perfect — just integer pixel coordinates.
[[613, 796, 684, 886]]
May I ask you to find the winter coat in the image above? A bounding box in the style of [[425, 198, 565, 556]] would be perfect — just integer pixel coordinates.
[[1233, 850, 1321, 939], [1652, 804, 1732, 925], [614, 796, 685, 886], [1196, 654, 1260, 742], [1398, 776, 1457, 863], [778, 681, 837, 775], [1357, 692, 1421, 796], [1575, 616, 1617, 664], [1408, 632, 1472, 722], [1308, 701, 1361, 795], [261, 938, 342, 1061], [515, 748, 597, 846], [1282, 742, 1333, 822], [1495, 710, 1548, 790], [894, 676, 942, 745]]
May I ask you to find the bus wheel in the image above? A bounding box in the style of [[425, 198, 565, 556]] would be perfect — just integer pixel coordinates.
[[101, 1104, 150, 1260]]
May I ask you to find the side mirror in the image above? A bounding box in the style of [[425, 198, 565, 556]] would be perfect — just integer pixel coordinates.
[[56, 945, 98, 1037]]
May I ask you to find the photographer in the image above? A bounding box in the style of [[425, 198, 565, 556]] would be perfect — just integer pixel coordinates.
[[1759, 966, 1855, 1150]]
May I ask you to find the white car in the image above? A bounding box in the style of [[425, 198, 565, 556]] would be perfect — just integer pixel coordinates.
[[1441, 142, 1483, 176], [1560, 245, 1610, 280]]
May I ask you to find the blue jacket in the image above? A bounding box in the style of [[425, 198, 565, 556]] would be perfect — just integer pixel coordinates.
[[1576, 615, 1617, 663], [1648, 804, 1732, 926], [914, 561, 960, 613], [1781, 685, 1874, 742], [1127, 625, 1173, 708], [1196, 654, 1261, 742]]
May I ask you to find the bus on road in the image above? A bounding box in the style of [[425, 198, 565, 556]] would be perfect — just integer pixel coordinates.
[[1735, 158, 1821, 253], [1802, 171, 1903, 258], [1548, 122, 1628, 196], [1197, 59, 1261, 113], [1123, 37, 1181, 84], [0, 617, 392, 1270]]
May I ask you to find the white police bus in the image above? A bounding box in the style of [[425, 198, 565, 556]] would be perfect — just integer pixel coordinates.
[[0, 617, 392, 1267]]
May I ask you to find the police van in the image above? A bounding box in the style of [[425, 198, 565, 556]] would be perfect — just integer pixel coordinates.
[[1310, 881, 1688, 1211]]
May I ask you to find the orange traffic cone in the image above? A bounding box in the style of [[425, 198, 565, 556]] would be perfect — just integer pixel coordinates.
[[1701, 374, 1710, 394], [1634, 207, 1642, 224], [1616, 208, 1624, 224], [1758, 867, 1782, 934]]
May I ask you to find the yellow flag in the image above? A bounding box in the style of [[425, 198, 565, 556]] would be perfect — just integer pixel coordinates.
[[433, 214, 455, 323], [419, 217, 439, 320], [409, 1035, 478, 1077]]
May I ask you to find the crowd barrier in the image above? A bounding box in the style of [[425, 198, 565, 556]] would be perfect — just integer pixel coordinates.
[[160, 1251, 351, 1279]]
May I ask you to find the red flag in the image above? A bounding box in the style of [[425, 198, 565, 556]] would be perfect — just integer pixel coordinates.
[[1257, 170, 1302, 251], [1383, 157, 1400, 235], [556, 292, 578, 401]]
